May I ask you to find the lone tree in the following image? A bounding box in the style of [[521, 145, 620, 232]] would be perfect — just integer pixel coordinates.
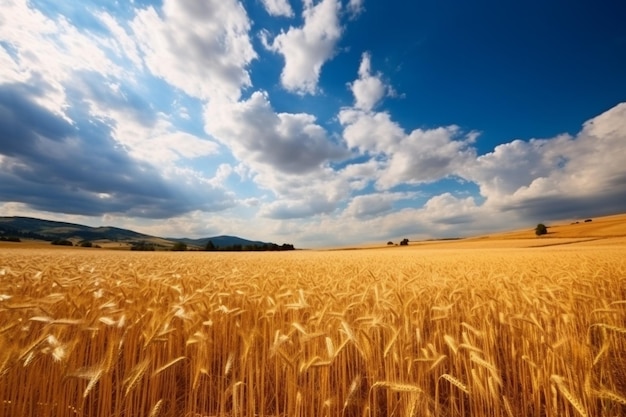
[[535, 223, 548, 236], [400, 238, 409, 246]]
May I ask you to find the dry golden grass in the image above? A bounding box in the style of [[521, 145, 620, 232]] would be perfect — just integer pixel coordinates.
[[465, 212, 626, 241], [323, 212, 626, 251], [1, 226, 625, 416]]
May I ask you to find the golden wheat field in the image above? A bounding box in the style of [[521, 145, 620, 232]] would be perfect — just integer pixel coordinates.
[[1, 221, 626, 416]]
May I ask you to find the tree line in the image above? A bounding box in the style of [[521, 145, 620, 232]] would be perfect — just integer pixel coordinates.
[[130, 240, 296, 252], [203, 241, 295, 252]]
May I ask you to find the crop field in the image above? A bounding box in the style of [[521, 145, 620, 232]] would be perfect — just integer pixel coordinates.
[[1, 238, 625, 416]]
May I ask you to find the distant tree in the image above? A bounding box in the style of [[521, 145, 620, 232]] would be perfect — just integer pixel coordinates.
[[79, 241, 93, 248], [387, 241, 394, 246], [171, 242, 187, 251], [535, 224, 548, 236], [205, 240, 217, 251], [51, 239, 73, 246], [400, 238, 409, 246], [0, 236, 21, 242]]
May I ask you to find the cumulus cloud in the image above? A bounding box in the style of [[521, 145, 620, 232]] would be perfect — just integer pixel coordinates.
[[263, 0, 342, 94], [205, 91, 348, 175], [260, 0, 294, 17], [421, 193, 480, 225], [344, 192, 416, 219], [376, 127, 477, 188], [350, 52, 388, 111], [0, 83, 234, 217], [339, 109, 404, 153], [249, 158, 381, 220], [461, 103, 626, 220], [340, 57, 477, 189], [131, 0, 256, 101], [339, 108, 477, 188], [259, 195, 337, 219]]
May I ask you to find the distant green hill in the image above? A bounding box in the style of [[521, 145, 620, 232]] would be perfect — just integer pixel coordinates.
[[0, 216, 156, 243], [0, 216, 293, 250], [169, 235, 269, 249]]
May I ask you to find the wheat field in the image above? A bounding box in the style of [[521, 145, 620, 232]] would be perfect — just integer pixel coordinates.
[[1, 240, 625, 416]]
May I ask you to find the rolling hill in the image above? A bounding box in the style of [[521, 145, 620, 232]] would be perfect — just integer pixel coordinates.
[[167, 235, 270, 249], [0, 216, 282, 249]]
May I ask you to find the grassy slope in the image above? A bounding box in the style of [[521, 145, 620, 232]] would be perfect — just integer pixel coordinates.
[[323, 212, 626, 251]]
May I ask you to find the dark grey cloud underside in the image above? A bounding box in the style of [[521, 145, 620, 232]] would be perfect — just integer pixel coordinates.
[[501, 185, 626, 222], [434, 214, 475, 225], [0, 82, 233, 217]]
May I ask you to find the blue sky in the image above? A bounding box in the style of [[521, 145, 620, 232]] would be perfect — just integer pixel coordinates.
[[1, 0, 625, 247]]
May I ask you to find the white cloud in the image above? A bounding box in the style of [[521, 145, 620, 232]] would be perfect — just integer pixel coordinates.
[[205, 91, 348, 175], [209, 163, 234, 187], [0, 2, 233, 220], [249, 157, 387, 221], [264, 0, 342, 94], [420, 101, 626, 228], [344, 192, 416, 219], [340, 56, 476, 189], [339, 108, 477, 188], [70, 79, 220, 166], [131, 0, 256, 101], [0, 0, 123, 116], [461, 138, 563, 198], [132, 130, 220, 165], [259, 195, 337, 219], [260, 0, 294, 17], [339, 109, 405, 153], [350, 52, 388, 111], [346, 0, 365, 18], [461, 103, 626, 218], [96, 11, 143, 69], [376, 127, 477, 188]]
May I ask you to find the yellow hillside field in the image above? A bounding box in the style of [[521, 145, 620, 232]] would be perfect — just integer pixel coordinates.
[[1, 240, 625, 416]]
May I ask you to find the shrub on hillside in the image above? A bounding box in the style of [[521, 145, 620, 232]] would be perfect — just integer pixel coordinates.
[[130, 241, 155, 251], [171, 242, 187, 251]]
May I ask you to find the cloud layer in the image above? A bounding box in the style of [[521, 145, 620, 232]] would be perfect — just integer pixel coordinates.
[[0, 83, 233, 218]]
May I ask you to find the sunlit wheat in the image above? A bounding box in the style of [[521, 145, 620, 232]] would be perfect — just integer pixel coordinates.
[[0, 245, 624, 416]]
